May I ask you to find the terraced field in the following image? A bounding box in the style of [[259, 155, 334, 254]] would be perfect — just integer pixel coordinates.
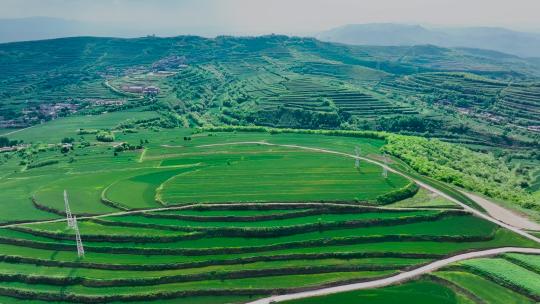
[[279, 252, 540, 304], [376, 72, 540, 127], [1, 120, 539, 303], [0, 204, 536, 303], [245, 76, 417, 118]]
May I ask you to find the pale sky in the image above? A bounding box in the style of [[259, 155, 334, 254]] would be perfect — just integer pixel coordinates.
[[1, 0, 540, 36]]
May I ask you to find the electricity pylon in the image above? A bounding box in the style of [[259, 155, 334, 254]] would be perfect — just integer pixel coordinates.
[[354, 146, 360, 169], [64, 190, 84, 258], [73, 216, 85, 258], [382, 154, 388, 179], [64, 190, 75, 228]]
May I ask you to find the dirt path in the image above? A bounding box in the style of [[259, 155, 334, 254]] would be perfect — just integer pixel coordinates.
[[462, 191, 540, 231], [1, 125, 34, 136], [196, 141, 540, 244], [246, 247, 540, 304]]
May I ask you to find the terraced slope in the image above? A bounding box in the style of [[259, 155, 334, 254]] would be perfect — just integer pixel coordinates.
[[279, 253, 540, 304], [377, 72, 540, 127], [1, 124, 539, 303], [0, 204, 535, 303], [249, 77, 416, 118]]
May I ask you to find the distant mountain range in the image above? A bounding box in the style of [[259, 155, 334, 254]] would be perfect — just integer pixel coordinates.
[[2, 18, 540, 59], [317, 24, 540, 58]]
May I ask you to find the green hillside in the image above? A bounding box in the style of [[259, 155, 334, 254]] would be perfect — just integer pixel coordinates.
[[0, 35, 540, 303], [1, 35, 539, 149]]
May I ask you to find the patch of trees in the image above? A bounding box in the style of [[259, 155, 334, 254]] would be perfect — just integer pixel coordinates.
[[247, 106, 341, 129], [113, 142, 143, 153], [0, 137, 20, 148], [375, 116, 442, 133], [61, 137, 74, 144], [382, 134, 536, 209], [197, 125, 388, 140], [96, 131, 115, 142], [77, 129, 98, 135]]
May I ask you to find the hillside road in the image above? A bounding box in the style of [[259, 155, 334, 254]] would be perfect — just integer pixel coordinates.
[[246, 247, 540, 304]]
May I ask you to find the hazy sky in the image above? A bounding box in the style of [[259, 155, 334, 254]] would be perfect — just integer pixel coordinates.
[[1, 0, 540, 35]]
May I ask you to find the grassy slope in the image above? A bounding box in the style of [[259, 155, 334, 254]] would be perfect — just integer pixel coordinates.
[[281, 279, 470, 304]]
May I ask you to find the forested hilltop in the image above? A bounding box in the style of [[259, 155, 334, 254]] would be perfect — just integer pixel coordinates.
[[1, 35, 539, 213]]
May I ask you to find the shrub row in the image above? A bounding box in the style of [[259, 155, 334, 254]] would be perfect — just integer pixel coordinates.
[[5, 211, 464, 248], [94, 210, 464, 239], [0, 251, 441, 272], [376, 182, 419, 205], [100, 195, 130, 211], [197, 126, 389, 140], [0, 269, 420, 303], [30, 196, 64, 216], [0, 286, 271, 303], [0, 264, 402, 287], [8, 226, 205, 243], [26, 159, 59, 169], [142, 209, 323, 222], [142, 205, 418, 222], [0, 232, 493, 256]]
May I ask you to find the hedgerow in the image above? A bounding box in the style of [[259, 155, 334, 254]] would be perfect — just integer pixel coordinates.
[[376, 182, 419, 205], [0, 229, 491, 256], [0, 251, 441, 271]]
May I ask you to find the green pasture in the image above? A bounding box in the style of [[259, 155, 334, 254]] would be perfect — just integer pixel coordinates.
[[435, 271, 533, 304], [282, 279, 469, 304], [159, 149, 408, 204], [7, 110, 159, 143], [459, 258, 540, 295], [0, 124, 538, 303]]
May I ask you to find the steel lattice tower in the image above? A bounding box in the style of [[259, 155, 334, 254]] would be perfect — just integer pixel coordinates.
[[73, 216, 85, 258], [64, 190, 75, 228], [382, 154, 388, 179], [354, 146, 360, 169]]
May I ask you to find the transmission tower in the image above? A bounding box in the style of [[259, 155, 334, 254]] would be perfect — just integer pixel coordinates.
[[64, 190, 75, 229], [382, 154, 388, 179], [73, 216, 85, 258], [354, 146, 360, 169]]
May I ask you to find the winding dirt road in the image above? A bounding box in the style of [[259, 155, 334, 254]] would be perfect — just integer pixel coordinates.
[[246, 247, 540, 304], [461, 191, 540, 231]]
